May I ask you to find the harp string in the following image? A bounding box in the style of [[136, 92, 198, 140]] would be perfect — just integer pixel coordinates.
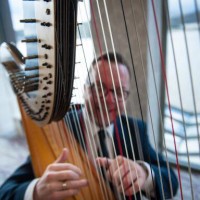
[[138, 0, 188, 198], [78, 107, 111, 200], [150, 0, 185, 199], [90, 0, 165, 198], [92, 0, 166, 198], [112, 1, 166, 198], [77, 3, 111, 180], [178, 0, 200, 155], [119, 1, 165, 198], [130, 0, 185, 198], [68, 104, 112, 198], [70, 104, 108, 199], [163, 1, 195, 199], [194, 0, 200, 39], [89, 2, 127, 198], [72, 11, 113, 196], [59, 119, 91, 199], [76, 58, 120, 199], [76, 3, 128, 198], [123, 0, 176, 198], [90, 0, 143, 199], [63, 111, 109, 200], [112, 0, 165, 196], [57, 119, 85, 200], [109, 0, 151, 180]]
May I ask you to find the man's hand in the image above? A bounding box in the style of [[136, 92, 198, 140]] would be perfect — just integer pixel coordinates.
[[96, 156, 148, 196], [34, 148, 88, 200]]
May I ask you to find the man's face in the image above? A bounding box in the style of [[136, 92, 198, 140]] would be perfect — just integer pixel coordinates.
[[84, 60, 130, 127]]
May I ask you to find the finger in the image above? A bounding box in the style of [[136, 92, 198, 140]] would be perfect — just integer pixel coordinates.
[[47, 178, 88, 191], [55, 148, 69, 163], [123, 176, 144, 195], [45, 170, 82, 183], [96, 156, 124, 171], [50, 189, 80, 200], [115, 156, 125, 165], [47, 179, 89, 200], [62, 179, 88, 190], [96, 157, 112, 169], [108, 156, 124, 173], [112, 164, 130, 186], [122, 168, 137, 186], [47, 163, 82, 175], [115, 169, 139, 194], [105, 156, 126, 181]]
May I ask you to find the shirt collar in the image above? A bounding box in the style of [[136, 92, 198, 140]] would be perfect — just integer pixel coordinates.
[[82, 107, 114, 138]]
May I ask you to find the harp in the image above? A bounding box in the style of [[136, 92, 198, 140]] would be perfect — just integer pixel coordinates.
[[0, 0, 199, 199]]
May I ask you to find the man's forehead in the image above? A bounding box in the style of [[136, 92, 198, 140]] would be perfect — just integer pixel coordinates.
[[92, 60, 129, 74], [89, 61, 130, 86]]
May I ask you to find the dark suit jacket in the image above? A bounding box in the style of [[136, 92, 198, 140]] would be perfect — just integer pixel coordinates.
[[0, 109, 178, 200]]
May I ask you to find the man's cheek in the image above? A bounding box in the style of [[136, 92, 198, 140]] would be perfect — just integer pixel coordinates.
[[119, 103, 125, 113]]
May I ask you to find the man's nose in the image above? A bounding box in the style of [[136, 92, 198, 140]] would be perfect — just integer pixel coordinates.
[[105, 90, 115, 103]]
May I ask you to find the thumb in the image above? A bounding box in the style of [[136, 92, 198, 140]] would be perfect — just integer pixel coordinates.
[[55, 148, 69, 163]]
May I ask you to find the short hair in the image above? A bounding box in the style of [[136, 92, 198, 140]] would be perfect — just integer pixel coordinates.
[[86, 52, 131, 84], [92, 52, 130, 70]]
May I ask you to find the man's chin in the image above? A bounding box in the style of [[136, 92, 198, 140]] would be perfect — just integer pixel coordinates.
[[95, 116, 116, 127], [93, 109, 117, 126]]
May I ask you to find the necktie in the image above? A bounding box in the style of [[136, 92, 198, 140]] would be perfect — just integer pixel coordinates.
[[97, 129, 109, 158]]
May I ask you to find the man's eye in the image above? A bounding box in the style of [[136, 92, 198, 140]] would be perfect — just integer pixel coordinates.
[[116, 89, 122, 96], [97, 86, 102, 91]]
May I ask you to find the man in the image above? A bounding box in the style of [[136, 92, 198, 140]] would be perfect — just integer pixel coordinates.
[[0, 52, 178, 200]]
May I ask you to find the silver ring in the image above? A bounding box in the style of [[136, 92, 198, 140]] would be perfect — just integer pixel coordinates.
[[62, 181, 68, 190]]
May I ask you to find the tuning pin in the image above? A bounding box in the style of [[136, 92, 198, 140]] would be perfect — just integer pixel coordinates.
[[41, 44, 52, 49], [23, 55, 39, 60], [48, 73, 52, 78], [40, 22, 52, 27], [45, 100, 51, 104], [42, 62, 48, 66], [25, 78, 39, 85], [25, 66, 39, 71], [46, 81, 52, 85], [25, 73, 39, 79], [46, 92, 52, 96], [46, 107, 50, 111], [20, 19, 37, 23], [46, 64, 52, 68], [43, 77, 48, 80], [24, 83, 38, 93], [43, 86, 48, 90], [10, 72, 25, 78], [21, 38, 39, 43], [46, 9, 51, 15]]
